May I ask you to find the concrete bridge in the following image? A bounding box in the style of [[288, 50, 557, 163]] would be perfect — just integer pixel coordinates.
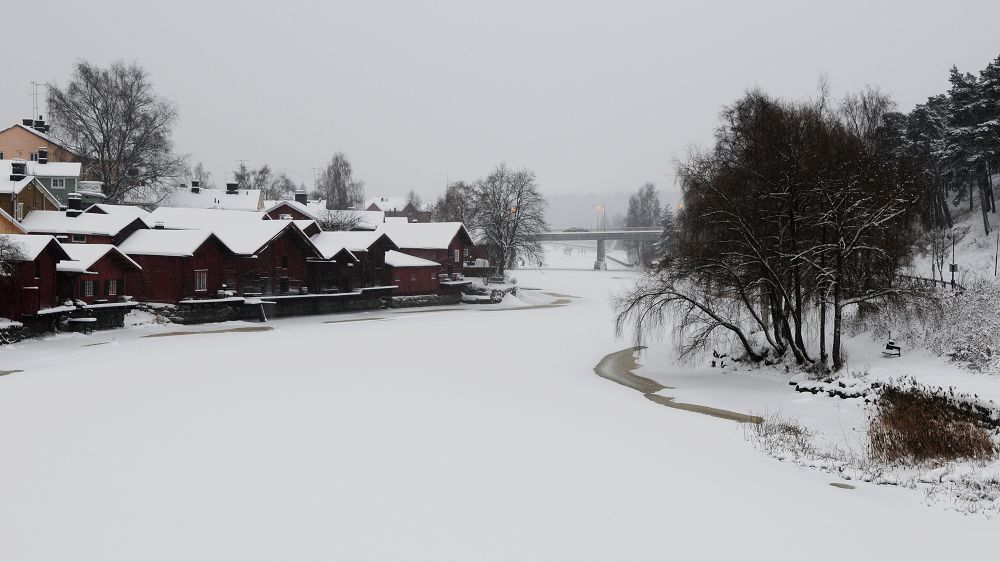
[[529, 229, 660, 269]]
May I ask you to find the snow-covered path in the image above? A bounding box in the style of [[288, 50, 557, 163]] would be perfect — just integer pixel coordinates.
[[0, 268, 994, 561]]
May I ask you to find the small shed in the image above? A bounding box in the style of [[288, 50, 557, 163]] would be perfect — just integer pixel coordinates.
[[384, 251, 441, 296]]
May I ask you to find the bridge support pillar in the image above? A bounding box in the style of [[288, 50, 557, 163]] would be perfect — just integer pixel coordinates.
[[594, 239, 607, 270]]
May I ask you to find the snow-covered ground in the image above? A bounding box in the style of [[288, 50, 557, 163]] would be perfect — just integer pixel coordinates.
[[0, 247, 995, 561]]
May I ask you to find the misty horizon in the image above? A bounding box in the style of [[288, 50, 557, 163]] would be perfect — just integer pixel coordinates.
[[3, 0, 999, 203]]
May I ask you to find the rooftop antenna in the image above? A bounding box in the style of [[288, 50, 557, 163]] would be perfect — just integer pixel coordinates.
[[29, 81, 45, 119]]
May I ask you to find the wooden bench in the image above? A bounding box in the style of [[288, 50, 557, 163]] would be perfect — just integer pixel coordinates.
[[883, 341, 901, 357]]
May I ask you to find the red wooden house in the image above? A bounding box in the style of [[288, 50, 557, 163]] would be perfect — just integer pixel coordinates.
[[117, 229, 233, 303], [0, 234, 70, 321], [379, 222, 475, 277], [213, 221, 323, 296], [56, 244, 142, 304], [310, 231, 398, 290], [384, 251, 441, 295]]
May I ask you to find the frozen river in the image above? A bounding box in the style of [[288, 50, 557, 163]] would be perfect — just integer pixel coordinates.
[[0, 264, 994, 560]]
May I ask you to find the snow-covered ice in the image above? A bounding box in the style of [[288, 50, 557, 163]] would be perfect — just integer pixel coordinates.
[[0, 246, 995, 561]]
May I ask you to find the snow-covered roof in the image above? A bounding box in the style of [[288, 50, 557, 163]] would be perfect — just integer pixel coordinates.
[[84, 204, 152, 222], [148, 206, 264, 229], [57, 244, 141, 273], [384, 250, 440, 268], [0, 161, 39, 195], [20, 210, 147, 236], [163, 186, 264, 211], [213, 220, 314, 256], [263, 200, 385, 229], [0, 206, 26, 233], [378, 222, 472, 250], [365, 196, 411, 213], [310, 230, 395, 260], [0, 234, 65, 261], [118, 229, 217, 257], [23, 160, 81, 178]]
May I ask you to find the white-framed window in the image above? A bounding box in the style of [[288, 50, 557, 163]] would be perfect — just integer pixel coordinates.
[[195, 270, 208, 292], [83, 280, 95, 297], [71, 234, 86, 243], [463, 248, 469, 258], [15, 203, 24, 220], [51, 178, 66, 189], [453, 250, 460, 263], [107, 279, 118, 296], [29, 152, 37, 161]]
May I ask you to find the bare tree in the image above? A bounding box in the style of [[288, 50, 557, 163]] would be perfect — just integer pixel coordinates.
[[317, 153, 365, 210], [235, 163, 297, 200], [406, 189, 423, 210], [191, 162, 215, 189], [624, 182, 661, 265], [475, 164, 547, 276], [47, 61, 186, 203], [314, 209, 364, 231]]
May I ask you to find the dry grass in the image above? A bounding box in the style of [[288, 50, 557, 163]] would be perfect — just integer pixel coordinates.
[[746, 414, 816, 457], [869, 382, 999, 465]]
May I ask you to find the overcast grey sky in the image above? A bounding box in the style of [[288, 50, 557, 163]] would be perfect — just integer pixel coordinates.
[[3, 0, 999, 201]]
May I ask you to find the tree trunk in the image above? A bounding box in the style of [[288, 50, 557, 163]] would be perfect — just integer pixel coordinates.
[[938, 189, 953, 228], [980, 180, 991, 234], [832, 252, 844, 371], [988, 165, 997, 213]]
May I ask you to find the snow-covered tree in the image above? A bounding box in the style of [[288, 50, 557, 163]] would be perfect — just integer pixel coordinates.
[[0, 238, 25, 279]]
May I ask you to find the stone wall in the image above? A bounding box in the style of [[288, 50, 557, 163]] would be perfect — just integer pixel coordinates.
[[386, 293, 462, 309]]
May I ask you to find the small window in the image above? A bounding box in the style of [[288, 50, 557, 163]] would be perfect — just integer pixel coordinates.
[[29, 152, 38, 162], [107, 279, 118, 296], [410, 273, 417, 282], [0, 152, 4, 159], [463, 248, 469, 258], [195, 270, 208, 292], [71, 234, 86, 243], [453, 250, 460, 263], [15, 203, 24, 220], [83, 280, 95, 297], [51, 178, 66, 189]]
